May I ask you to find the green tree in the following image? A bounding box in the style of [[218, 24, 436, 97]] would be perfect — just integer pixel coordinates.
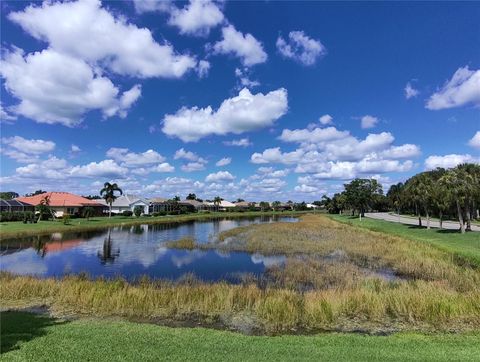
[[0, 192, 19, 200], [133, 205, 143, 217], [100, 182, 123, 218], [82, 206, 95, 220], [428, 168, 448, 229], [439, 164, 479, 233], [387, 183, 404, 222], [344, 178, 382, 220], [186, 193, 197, 200], [36, 195, 54, 222], [456, 163, 480, 231], [213, 196, 222, 212], [271, 201, 281, 211], [404, 173, 436, 228], [259, 201, 270, 211]]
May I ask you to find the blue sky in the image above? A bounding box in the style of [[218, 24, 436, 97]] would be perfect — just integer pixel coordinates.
[[1, 0, 479, 201]]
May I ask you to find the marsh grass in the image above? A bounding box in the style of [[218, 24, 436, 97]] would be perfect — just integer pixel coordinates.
[[211, 215, 480, 292], [2, 214, 479, 334], [1, 273, 479, 334], [165, 237, 196, 250]]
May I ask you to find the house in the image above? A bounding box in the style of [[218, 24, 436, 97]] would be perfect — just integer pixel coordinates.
[[181, 199, 207, 211], [99, 195, 150, 215], [16, 192, 105, 217], [0, 199, 35, 212], [306, 203, 319, 209], [233, 201, 258, 211], [205, 200, 236, 212], [148, 198, 198, 214]]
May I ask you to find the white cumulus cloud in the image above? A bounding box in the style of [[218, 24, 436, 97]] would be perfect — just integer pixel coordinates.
[[404, 81, 419, 99], [276, 31, 326, 66], [468, 131, 480, 149], [223, 138, 252, 147], [1, 48, 139, 126], [425, 154, 479, 170], [1, 136, 56, 163], [426, 67, 480, 110], [162, 88, 288, 142], [360, 115, 378, 129], [216, 157, 231, 167], [319, 114, 333, 125], [8, 0, 198, 79], [168, 0, 224, 36], [205, 171, 235, 182], [213, 25, 267, 67], [106, 148, 167, 167]]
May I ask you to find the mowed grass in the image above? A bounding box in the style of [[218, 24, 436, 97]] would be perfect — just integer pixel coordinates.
[[327, 214, 480, 267], [2, 312, 480, 362], [0, 211, 305, 240]]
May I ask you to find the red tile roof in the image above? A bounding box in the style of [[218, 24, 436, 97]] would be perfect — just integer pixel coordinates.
[[16, 192, 104, 207]]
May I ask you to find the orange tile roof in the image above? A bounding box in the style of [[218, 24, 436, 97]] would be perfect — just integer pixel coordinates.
[[16, 192, 104, 207]]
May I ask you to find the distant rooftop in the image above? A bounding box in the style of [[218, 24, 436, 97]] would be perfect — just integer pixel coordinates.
[[16, 192, 104, 207]]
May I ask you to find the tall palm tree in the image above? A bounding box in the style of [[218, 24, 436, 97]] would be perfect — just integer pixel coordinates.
[[100, 182, 123, 218], [213, 196, 222, 212], [439, 168, 471, 234], [36, 195, 54, 222], [387, 182, 404, 222]]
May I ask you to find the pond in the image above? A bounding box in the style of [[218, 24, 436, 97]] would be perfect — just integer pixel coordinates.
[[0, 215, 297, 282]]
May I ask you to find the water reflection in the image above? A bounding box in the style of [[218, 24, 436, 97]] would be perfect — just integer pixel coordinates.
[[97, 231, 120, 265], [0, 216, 297, 282]]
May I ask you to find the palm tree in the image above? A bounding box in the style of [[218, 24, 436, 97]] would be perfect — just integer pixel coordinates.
[[439, 165, 477, 233], [387, 182, 404, 222], [456, 163, 480, 231], [186, 193, 197, 200], [100, 182, 123, 218], [36, 195, 54, 222], [213, 196, 222, 212]]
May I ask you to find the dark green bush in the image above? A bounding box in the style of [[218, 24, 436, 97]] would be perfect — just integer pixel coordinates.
[[122, 210, 133, 217], [0, 211, 30, 222]]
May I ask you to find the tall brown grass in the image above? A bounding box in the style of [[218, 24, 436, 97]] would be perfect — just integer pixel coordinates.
[[1, 273, 479, 333]]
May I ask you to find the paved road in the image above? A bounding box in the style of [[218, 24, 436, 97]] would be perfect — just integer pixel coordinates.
[[365, 212, 480, 232]]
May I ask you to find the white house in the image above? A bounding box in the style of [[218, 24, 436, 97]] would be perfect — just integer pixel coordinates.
[[306, 203, 319, 209], [205, 200, 236, 211], [100, 195, 150, 215]]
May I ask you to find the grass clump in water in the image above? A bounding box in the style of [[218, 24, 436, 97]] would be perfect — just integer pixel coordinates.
[[165, 237, 197, 250]]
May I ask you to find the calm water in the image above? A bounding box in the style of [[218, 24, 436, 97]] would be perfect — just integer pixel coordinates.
[[0, 216, 296, 282]]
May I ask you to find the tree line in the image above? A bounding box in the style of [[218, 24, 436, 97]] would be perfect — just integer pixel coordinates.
[[320, 163, 479, 233]]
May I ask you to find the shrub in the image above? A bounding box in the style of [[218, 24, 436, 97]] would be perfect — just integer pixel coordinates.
[[62, 213, 71, 225], [0, 211, 28, 222], [122, 210, 133, 217], [133, 206, 143, 217], [152, 212, 167, 217]]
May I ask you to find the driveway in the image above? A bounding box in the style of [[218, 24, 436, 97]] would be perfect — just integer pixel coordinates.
[[365, 212, 480, 232]]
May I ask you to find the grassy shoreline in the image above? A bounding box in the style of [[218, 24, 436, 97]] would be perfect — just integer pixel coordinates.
[[0, 210, 306, 240], [3, 311, 480, 361], [327, 214, 480, 267]]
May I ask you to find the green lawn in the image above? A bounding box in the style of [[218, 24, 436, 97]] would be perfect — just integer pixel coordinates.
[[328, 214, 480, 267], [1, 312, 479, 361], [0, 211, 305, 240]]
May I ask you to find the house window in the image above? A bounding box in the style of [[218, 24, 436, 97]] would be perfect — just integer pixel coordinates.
[[67, 208, 75, 214]]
